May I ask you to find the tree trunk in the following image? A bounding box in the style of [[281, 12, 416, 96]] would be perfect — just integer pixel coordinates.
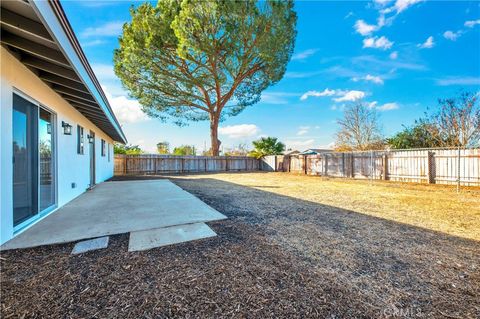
[[210, 116, 221, 156]]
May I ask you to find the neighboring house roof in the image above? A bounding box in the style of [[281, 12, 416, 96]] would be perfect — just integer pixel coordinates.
[[299, 148, 333, 155], [283, 150, 300, 156], [0, 0, 127, 143]]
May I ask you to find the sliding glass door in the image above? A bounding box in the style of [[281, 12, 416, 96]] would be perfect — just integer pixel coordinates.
[[39, 108, 55, 211], [12, 94, 38, 225], [12, 94, 56, 228]]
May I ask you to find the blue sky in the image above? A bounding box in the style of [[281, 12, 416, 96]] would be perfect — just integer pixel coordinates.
[[62, 0, 480, 153]]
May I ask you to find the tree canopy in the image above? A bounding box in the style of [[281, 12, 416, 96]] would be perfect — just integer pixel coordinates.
[[425, 91, 479, 147], [335, 102, 384, 151], [172, 145, 196, 156], [249, 137, 285, 158], [157, 141, 170, 154], [386, 122, 442, 149], [114, 143, 143, 155], [114, 0, 297, 155]]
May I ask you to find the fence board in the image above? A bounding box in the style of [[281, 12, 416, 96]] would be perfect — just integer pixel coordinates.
[[115, 155, 259, 175], [262, 148, 479, 187]]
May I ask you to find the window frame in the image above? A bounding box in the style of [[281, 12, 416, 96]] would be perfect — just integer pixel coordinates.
[[101, 139, 106, 157], [77, 125, 84, 155]]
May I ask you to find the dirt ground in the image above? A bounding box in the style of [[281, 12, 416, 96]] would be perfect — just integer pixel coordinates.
[[2, 172, 479, 318]]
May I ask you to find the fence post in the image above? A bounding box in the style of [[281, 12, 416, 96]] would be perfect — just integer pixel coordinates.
[[124, 155, 127, 175], [304, 155, 308, 175], [457, 146, 461, 193], [382, 153, 388, 180], [351, 153, 355, 178], [226, 157, 229, 171], [426, 151, 435, 184], [324, 154, 328, 176]]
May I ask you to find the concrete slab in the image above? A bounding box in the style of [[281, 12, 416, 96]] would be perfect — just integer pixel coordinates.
[[71, 236, 109, 255], [1, 180, 226, 250], [128, 222, 217, 252]]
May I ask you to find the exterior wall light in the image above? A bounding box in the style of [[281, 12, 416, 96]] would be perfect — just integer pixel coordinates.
[[61, 121, 72, 135], [87, 134, 94, 143]]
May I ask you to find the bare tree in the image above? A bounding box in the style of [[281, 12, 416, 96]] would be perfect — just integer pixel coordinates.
[[427, 91, 479, 147], [335, 102, 384, 151]]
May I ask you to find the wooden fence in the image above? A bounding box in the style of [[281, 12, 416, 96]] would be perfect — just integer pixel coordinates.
[[114, 148, 479, 187], [114, 154, 260, 175], [261, 148, 480, 186]]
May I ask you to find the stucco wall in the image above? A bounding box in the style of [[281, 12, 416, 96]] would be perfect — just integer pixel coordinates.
[[1, 47, 116, 244]]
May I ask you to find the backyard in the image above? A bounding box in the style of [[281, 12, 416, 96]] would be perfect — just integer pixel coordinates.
[[2, 172, 479, 318]]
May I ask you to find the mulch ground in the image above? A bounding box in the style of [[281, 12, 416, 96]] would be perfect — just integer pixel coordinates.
[[1, 173, 479, 318]]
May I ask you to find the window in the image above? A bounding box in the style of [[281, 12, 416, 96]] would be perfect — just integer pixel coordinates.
[[108, 143, 111, 162], [77, 125, 84, 154], [101, 139, 106, 157]]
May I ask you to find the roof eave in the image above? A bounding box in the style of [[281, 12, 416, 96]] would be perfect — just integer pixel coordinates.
[[29, 0, 127, 144]]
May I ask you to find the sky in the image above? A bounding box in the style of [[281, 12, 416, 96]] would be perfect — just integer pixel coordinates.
[[62, 0, 480, 153]]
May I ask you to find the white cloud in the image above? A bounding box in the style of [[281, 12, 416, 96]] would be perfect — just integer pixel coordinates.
[[394, 0, 423, 13], [443, 30, 461, 41], [389, 51, 398, 59], [352, 74, 384, 84], [103, 87, 149, 124], [436, 76, 480, 86], [300, 89, 336, 101], [377, 102, 399, 111], [218, 124, 260, 138], [260, 92, 292, 104], [284, 139, 316, 150], [333, 90, 366, 102], [296, 126, 310, 136], [367, 101, 378, 109], [354, 20, 377, 36], [292, 49, 318, 61], [82, 39, 105, 47], [92, 63, 118, 81], [374, 0, 393, 6], [363, 36, 393, 50], [418, 36, 435, 49], [81, 21, 124, 38], [465, 19, 480, 28]]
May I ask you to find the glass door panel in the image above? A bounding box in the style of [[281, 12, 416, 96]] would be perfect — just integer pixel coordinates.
[[12, 94, 38, 226], [39, 108, 55, 211]]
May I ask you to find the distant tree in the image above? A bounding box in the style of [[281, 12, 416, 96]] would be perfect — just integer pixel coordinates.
[[114, 143, 143, 155], [335, 102, 384, 151], [114, 0, 297, 156], [156, 141, 170, 154], [224, 143, 250, 156], [425, 91, 479, 147], [249, 137, 285, 158], [387, 121, 444, 149], [172, 145, 196, 156]]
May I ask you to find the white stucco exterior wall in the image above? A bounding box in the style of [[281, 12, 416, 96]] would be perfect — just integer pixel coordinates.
[[1, 47, 116, 244]]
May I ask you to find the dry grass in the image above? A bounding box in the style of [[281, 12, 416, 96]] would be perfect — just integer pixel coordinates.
[[173, 172, 480, 241], [2, 172, 479, 318]]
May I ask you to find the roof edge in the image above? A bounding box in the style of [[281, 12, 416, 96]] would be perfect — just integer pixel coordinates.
[[29, 0, 127, 143]]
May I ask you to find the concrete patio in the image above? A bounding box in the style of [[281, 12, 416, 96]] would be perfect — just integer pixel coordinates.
[[1, 180, 226, 250]]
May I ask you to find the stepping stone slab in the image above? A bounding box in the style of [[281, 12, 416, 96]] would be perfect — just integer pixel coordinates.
[[71, 236, 109, 255], [128, 222, 217, 252]]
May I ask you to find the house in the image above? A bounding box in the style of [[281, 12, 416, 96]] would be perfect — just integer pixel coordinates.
[[299, 149, 333, 155], [283, 150, 300, 156], [0, 0, 127, 245]]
